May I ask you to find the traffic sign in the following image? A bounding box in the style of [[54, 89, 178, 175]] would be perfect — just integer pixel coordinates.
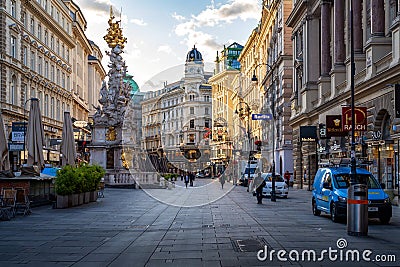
[[252, 114, 273, 120]]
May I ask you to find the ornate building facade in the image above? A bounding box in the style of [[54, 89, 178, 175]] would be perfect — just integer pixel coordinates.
[[141, 47, 213, 174], [209, 42, 243, 174], [0, 0, 105, 169], [287, 0, 400, 188]]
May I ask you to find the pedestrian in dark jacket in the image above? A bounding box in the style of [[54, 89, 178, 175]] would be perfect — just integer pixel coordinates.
[[184, 174, 189, 188]]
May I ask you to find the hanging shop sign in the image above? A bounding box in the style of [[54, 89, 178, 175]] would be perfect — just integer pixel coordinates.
[[300, 126, 317, 142], [326, 115, 347, 137], [341, 107, 367, 131]]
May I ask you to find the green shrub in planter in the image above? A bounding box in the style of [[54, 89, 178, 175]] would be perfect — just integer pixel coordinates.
[[55, 165, 75, 196]]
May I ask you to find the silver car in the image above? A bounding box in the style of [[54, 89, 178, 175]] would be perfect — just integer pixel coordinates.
[[261, 173, 289, 198]]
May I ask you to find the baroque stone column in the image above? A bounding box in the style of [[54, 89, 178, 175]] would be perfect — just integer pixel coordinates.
[[321, 0, 332, 76], [371, 0, 385, 36], [334, 0, 345, 65], [353, 0, 363, 53]]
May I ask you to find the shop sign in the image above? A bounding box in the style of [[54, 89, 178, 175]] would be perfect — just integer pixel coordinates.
[[326, 115, 347, 137], [300, 126, 317, 142], [342, 107, 367, 131], [8, 142, 24, 151], [73, 121, 88, 128], [342, 107, 367, 132]]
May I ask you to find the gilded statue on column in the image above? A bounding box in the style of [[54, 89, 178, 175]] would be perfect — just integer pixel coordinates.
[[103, 6, 127, 49]]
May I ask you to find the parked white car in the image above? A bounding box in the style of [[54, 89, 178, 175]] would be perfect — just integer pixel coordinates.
[[261, 173, 289, 198]]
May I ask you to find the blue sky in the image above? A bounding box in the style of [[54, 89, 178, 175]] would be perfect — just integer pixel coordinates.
[[74, 0, 262, 91]]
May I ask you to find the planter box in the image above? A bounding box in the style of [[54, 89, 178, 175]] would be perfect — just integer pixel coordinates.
[[56, 195, 69, 209], [89, 191, 98, 202], [84, 192, 90, 204], [78, 193, 84, 205], [69, 194, 79, 207]]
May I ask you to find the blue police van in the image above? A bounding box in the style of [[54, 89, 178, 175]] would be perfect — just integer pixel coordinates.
[[312, 167, 392, 224]]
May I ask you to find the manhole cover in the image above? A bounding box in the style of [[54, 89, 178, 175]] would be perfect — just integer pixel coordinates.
[[233, 239, 265, 252]]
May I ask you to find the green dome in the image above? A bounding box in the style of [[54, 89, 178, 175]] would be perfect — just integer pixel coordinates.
[[123, 74, 139, 95]]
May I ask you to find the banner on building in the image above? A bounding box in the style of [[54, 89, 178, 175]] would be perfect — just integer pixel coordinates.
[[341, 107, 367, 131], [300, 126, 317, 142]]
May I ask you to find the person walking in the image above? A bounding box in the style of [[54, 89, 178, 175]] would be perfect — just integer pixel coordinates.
[[252, 172, 266, 204], [184, 173, 189, 188], [219, 174, 225, 189], [284, 170, 291, 186], [189, 172, 194, 186]]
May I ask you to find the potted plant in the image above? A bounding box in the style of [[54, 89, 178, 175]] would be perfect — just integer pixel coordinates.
[[55, 166, 75, 208]]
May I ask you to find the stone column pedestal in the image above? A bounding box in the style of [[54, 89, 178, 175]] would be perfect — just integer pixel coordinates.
[[330, 65, 346, 99], [365, 37, 392, 79], [317, 76, 331, 106]]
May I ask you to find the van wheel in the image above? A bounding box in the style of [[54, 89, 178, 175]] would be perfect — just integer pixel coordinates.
[[379, 216, 390, 224], [330, 202, 339, 223], [312, 200, 321, 216]]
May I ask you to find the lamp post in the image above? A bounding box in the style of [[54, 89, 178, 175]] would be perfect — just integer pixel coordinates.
[[235, 101, 251, 191], [251, 63, 276, 201]]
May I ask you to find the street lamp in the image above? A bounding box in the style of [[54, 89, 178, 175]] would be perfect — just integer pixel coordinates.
[[252, 63, 276, 202], [235, 101, 251, 191]]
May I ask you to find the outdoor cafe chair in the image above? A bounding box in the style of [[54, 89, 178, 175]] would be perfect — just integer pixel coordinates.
[[1, 189, 16, 218], [0, 195, 12, 221]]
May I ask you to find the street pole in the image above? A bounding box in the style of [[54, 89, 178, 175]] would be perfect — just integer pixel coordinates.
[[347, 0, 368, 236], [247, 114, 251, 192], [271, 96, 276, 201]]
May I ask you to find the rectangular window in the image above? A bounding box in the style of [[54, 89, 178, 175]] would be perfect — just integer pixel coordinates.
[[11, 36, 17, 58], [44, 31, 48, 46], [11, 0, 16, 18], [50, 97, 54, 118], [56, 40, 59, 54], [50, 65, 55, 81], [190, 119, 194, 128], [37, 24, 42, 40], [190, 107, 194, 114], [44, 61, 49, 78], [44, 0, 47, 11], [38, 57, 42, 75], [30, 51, 35, 71], [50, 36, 54, 50], [44, 94, 49, 116], [21, 12, 26, 27], [56, 69, 60, 85], [205, 119, 210, 128], [205, 107, 209, 115], [56, 100, 60, 120], [30, 18, 35, 34], [62, 73, 65, 87]]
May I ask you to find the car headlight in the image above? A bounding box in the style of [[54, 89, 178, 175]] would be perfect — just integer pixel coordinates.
[[384, 197, 391, 204], [338, 196, 347, 202]]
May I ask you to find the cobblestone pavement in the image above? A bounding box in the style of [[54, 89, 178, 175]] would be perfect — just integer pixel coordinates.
[[0, 181, 399, 267]]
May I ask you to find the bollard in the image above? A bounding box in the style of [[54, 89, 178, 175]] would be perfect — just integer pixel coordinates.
[[347, 183, 368, 236]]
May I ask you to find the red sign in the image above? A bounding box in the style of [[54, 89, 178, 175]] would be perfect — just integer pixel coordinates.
[[342, 107, 367, 131]]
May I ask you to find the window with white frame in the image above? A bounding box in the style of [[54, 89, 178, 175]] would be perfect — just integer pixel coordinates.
[[11, 36, 17, 58], [50, 65, 54, 81], [10, 76, 17, 105], [44, 61, 49, 78], [38, 57, 42, 75], [21, 11, 26, 27], [30, 51, 35, 71], [190, 107, 194, 114], [44, 31, 48, 46], [50, 97, 54, 118], [50, 36, 54, 50], [11, 0, 16, 18], [44, 94, 49, 116], [37, 24, 42, 40], [62, 73, 65, 87], [30, 18, 35, 34]]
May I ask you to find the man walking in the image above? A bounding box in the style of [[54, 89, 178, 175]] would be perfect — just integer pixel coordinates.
[[252, 172, 266, 204], [184, 173, 189, 188]]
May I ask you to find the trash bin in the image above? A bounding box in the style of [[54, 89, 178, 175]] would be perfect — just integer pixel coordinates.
[[347, 183, 368, 236]]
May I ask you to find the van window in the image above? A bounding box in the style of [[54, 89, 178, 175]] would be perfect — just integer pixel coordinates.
[[323, 173, 332, 188], [334, 173, 379, 189]]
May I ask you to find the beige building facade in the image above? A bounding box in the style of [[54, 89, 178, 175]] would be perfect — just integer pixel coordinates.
[[287, 0, 400, 188], [0, 0, 104, 169]]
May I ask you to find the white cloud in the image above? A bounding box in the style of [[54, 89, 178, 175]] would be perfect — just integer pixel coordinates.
[[157, 45, 173, 54], [173, 0, 260, 61], [171, 12, 185, 21], [130, 18, 147, 26]]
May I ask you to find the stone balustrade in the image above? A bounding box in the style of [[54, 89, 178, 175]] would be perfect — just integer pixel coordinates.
[[104, 171, 160, 188]]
